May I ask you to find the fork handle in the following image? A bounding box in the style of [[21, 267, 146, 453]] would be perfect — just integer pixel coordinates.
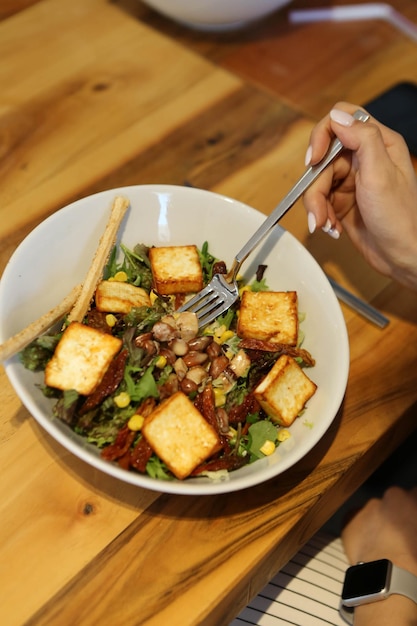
[[226, 109, 370, 281]]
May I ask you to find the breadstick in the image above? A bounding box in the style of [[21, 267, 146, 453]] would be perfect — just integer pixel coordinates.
[[0, 283, 82, 362], [67, 196, 130, 324]]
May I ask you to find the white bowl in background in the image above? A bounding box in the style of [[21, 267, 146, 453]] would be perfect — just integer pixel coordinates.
[[0, 185, 349, 495], [140, 0, 292, 31]]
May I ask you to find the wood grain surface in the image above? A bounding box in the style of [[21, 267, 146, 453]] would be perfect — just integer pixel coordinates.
[[1, 1, 417, 624]]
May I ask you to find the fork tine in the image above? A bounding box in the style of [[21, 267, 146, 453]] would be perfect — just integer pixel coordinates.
[[193, 300, 230, 327], [191, 295, 225, 320], [183, 291, 220, 315], [177, 285, 215, 313], [177, 273, 238, 326], [196, 309, 224, 327]]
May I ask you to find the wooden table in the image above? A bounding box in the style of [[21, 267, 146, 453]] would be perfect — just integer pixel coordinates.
[[1, 1, 417, 624]]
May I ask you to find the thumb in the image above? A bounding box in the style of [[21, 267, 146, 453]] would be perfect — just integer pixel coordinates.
[[329, 108, 397, 178]]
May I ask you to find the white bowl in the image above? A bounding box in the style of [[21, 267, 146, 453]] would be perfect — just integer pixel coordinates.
[[140, 0, 292, 31], [0, 185, 349, 495]]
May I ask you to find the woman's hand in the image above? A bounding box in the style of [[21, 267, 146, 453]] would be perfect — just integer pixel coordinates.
[[341, 486, 417, 625], [303, 102, 417, 290], [342, 486, 417, 573]]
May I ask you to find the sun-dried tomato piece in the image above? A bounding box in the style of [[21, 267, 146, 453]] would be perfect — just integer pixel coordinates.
[[85, 308, 113, 334], [79, 349, 128, 415], [212, 260, 227, 275], [101, 424, 135, 462], [239, 339, 315, 366], [129, 437, 153, 473], [239, 338, 286, 352], [228, 393, 261, 425], [191, 453, 248, 475], [194, 384, 218, 432]]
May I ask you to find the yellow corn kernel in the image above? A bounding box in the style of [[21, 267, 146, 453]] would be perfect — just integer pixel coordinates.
[[260, 440, 276, 456], [150, 290, 158, 305], [227, 426, 237, 439], [213, 387, 226, 407], [277, 429, 291, 442], [218, 330, 234, 345], [155, 355, 167, 369], [127, 414, 145, 431], [213, 325, 226, 344], [239, 284, 252, 297], [114, 392, 131, 408], [113, 271, 128, 282], [105, 314, 118, 328]]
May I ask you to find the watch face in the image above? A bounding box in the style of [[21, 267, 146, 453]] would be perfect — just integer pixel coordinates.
[[342, 559, 391, 605]]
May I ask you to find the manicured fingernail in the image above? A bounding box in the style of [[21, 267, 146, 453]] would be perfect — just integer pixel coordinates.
[[330, 108, 355, 127], [307, 212, 316, 233], [304, 145, 313, 167], [322, 218, 332, 233], [327, 226, 340, 239]]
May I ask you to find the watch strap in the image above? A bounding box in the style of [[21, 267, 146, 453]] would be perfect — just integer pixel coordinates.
[[339, 602, 354, 624], [390, 564, 417, 603], [339, 562, 417, 625]]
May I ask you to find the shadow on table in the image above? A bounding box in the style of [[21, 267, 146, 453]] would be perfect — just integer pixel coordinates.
[[324, 425, 417, 535], [29, 392, 416, 527]]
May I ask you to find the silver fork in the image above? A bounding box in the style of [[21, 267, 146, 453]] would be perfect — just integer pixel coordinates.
[[178, 109, 370, 327]]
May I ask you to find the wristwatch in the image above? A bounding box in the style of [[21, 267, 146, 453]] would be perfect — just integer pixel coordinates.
[[339, 559, 417, 624]]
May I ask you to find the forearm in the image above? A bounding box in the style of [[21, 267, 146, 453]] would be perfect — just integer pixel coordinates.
[[390, 255, 417, 292], [353, 595, 417, 626]]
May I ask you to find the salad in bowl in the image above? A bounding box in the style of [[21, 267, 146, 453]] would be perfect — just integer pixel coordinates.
[[0, 185, 349, 494]]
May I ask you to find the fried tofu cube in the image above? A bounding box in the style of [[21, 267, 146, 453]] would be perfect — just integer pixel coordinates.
[[95, 280, 151, 314], [142, 391, 221, 479], [45, 322, 122, 395], [149, 245, 203, 295], [254, 354, 317, 426], [237, 291, 299, 346]]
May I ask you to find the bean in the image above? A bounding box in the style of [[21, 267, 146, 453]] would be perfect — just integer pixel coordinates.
[[176, 311, 199, 341], [159, 373, 179, 400], [187, 335, 212, 351], [159, 347, 176, 365], [229, 349, 251, 378], [135, 333, 158, 355], [209, 355, 229, 379], [174, 357, 187, 381], [135, 332, 152, 347], [186, 366, 209, 385], [206, 341, 222, 359], [183, 351, 208, 368], [180, 377, 198, 395], [216, 408, 230, 434], [152, 321, 178, 343], [161, 314, 177, 328], [169, 338, 189, 356]]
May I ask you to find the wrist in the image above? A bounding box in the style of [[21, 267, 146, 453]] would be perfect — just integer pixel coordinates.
[[389, 238, 417, 291], [353, 594, 417, 626], [392, 264, 417, 292], [340, 560, 417, 624]]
